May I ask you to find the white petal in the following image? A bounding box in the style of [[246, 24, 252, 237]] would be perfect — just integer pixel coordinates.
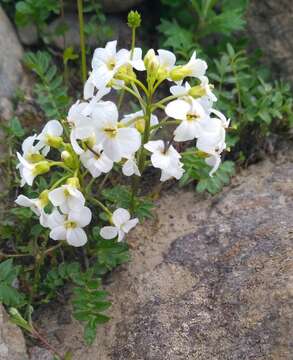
[[112, 208, 130, 227], [103, 138, 122, 162], [151, 152, 171, 170], [49, 188, 66, 206], [67, 228, 87, 247], [84, 77, 95, 100], [117, 229, 125, 242], [174, 120, 201, 142], [15, 195, 33, 207], [47, 209, 65, 229], [92, 101, 118, 124], [121, 218, 139, 233], [205, 154, 221, 176], [157, 49, 176, 70], [165, 99, 190, 120], [91, 66, 113, 89], [144, 140, 164, 154], [68, 206, 92, 227], [50, 226, 67, 241], [46, 120, 63, 137], [105, 40, 117, 57], [116, 128, 141, 158], [122, 159, 140, 177], [100, 226, 118, 239]]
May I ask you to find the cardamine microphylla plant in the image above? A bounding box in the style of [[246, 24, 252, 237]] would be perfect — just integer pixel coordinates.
[[13, 11, 229, 335], [15, 41, 228, 243]]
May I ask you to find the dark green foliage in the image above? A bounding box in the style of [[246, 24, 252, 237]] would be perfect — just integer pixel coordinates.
[[0, 259, 26, 307], [210, 44, 293, 155], [15, 0, 59, 28], [158, 0, 248, 57], [23, 51, 70, 119], [180, 149, 235, 194], [71, 270, 111, 345], [102, 185, 155, 221]]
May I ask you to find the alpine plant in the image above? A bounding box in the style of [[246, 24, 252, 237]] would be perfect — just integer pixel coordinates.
[[15, 35, 229, 247]]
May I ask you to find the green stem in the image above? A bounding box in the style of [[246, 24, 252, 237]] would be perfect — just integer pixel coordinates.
[[131, 27, 136, 59], [151, 95, 178, 111], [77, 0, 87, 84], [89, 197, 112, 217]]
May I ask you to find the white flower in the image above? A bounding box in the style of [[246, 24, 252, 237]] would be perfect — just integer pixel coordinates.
[[15, 195, 48, 227], [144, 140, 184, 181], [183, 51, 207, 79], [122, 157, 140, 177], [80, 144, 113, 178], [47, 206, 92, 247], [100, 208, 138, 242], [90, 41, 144, 90], [16, 135, 47, 186], [68, 101, 96, 155], [16, 154, 50, 186], [48, 185, 85, 213], [196, 109, 229, 154], [165, 98, 208, 142], [92, 101, 141, 162], [37, 120, 63, 150]]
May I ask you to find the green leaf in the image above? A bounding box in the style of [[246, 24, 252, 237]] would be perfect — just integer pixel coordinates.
[[8, 117, 26, 138]]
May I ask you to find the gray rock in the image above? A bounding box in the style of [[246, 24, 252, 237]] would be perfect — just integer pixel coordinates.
[[0, 305, 28, 360], [47, 14, 130, 50], [29, 346, 53, 360], [0, 6, 24, 99], [100, 0, 143, 13], [0, 98, 13, 122], [17, 24, 38, 46], [33, 147, 293, 359], [246, 0, 293, 84]]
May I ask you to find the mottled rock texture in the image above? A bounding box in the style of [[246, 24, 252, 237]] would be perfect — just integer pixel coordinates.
[[0, 6, 23, 99], [34, 149, 293, 359], [0, 305, 28, 360], [247, 0, 293, 84]]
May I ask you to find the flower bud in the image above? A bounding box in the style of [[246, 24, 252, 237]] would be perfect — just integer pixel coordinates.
[[189, 85, 206, 98], [144, 49, 159, 73], [66, 177, 80, 189], [115, 64, 136, 84], [34, 161, 50, 176], [61, 150, 75, 168], [46, 135, 63, 149], [26, 153, 44, 163], [127, 10, 141, 29], [134, 117, 145, 133], [39, 190, 49, 207], [170, 66, 191, 81]]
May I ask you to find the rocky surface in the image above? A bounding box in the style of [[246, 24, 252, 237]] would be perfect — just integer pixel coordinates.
[[48, 14, 131, 50], [0, 6, 24, 100], [247, 0, 293, 84], [33, 147, 293, 359], [0, 305, 28, 360]]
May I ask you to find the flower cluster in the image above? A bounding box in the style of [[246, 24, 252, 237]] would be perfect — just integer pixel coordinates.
[[15, 40, 229, 247]]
